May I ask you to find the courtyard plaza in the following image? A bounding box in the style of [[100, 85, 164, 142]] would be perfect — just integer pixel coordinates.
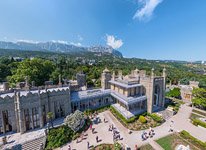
[[60, 103, 206, 150], [1, 103, 206, 150]]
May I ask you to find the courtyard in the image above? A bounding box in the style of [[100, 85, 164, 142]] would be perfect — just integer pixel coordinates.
[[1, 103, 206, 150]]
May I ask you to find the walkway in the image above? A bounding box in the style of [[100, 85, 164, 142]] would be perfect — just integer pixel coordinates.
[[2, 104, 206, 150], [60, 104, 206, 150]]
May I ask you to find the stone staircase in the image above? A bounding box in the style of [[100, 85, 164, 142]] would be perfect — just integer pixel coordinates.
[[22, 136, 46, 150], [10, 136, 46, 150]]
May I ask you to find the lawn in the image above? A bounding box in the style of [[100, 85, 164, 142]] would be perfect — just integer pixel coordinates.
[[192, 109, 206, 117], [156, 131, 206, 150], [138, 144, 155, 150], [110, 106, 164, 131], [92, 143, 122, 150]]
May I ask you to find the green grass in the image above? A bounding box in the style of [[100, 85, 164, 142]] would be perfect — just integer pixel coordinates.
[[156, 134, 174, 150], [138, 144, 155, 150], [190, 113, 203, 120], [192, 109, 206, 116], [156, 131, 206, 150]]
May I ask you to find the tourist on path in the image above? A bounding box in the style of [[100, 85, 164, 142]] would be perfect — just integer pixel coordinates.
[[68, 145, 71, 150], [87, 141, 89, 149], [96, 136, 98, 143]]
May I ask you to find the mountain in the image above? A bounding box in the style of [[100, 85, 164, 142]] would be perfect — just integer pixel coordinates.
[[0, 41, 122, 57]]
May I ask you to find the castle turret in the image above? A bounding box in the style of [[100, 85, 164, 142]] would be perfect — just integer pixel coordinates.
[[151, 68, 155, 78], [112, 71, 115, 80], [118, 70, 123, 80], [162, 67, 167, 107], [101, 68, 112, 89], [58, 74, 62, 87], [25, 76, 30, 90], [76, 72, 86, 88]]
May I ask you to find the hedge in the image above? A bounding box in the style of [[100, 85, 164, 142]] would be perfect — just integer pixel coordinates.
[[110, 106, 138, 124], [180, 130, 206, 149], [148, 113, 164, 123], [84, 105, 110, 115], [192, 118, 206, 128], [138, 115, 147, 123]]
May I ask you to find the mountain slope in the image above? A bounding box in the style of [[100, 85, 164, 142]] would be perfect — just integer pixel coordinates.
[[0, 41, 122, 57]]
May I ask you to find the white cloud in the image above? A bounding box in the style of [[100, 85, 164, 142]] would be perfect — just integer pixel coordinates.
[[16, 39, 39, 44], [52, 40, 69, 45], [133, 0, 163, 21], [106, 35, 123, 49], [70, 42, 82, 47]]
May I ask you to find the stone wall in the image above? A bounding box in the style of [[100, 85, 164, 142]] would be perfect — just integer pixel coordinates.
[[0, 87, 71, 134]]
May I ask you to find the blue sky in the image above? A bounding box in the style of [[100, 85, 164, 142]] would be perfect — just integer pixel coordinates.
[[0, 0, 206, 61]]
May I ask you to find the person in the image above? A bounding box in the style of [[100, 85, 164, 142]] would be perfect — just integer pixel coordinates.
[[96, 136, 98, 143], [87, 141, 89, 149], [68, 145, 71, 150], [135, 145, 138, 150], [141, 133, 145, 141]]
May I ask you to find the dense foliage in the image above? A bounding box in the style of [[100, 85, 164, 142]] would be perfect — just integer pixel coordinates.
[[46, 125, 74, 149], [180, 130, 206, 149], [192, 88, 206, 110], [138, 115, 147, 123], [0, 49, 206, 88], [110, 106, 137, 124], [191, 118, 206, 128], [148, 113, 163, 123], [166, 87, 181, 98]]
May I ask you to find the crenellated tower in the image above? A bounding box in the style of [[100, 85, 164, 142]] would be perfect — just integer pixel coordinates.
[[101, 68, 112, 89]]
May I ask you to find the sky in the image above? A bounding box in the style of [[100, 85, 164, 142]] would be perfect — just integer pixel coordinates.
[[0, 0, 206, 61]]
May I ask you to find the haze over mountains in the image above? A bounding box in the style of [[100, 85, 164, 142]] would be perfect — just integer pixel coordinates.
[[0, 41, 122, 57]]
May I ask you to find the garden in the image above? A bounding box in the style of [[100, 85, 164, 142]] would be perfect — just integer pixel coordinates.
[[156, 130, 206, 150], [45, 112, 91, 150], [91, 142, 122, 150], [110, 106, 164, 131], [190, 109, 206, 129]]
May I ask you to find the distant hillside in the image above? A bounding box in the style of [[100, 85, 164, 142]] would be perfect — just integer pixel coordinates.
[[0, 41, 123, 57]]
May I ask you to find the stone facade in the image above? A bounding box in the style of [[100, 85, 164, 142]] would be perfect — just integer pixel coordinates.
[[0, 87, 71, 134], [107, 68, 166, 116], [76, 72, 86, 87], [179, 81, 199, 101], [0, 68, 166, 135]]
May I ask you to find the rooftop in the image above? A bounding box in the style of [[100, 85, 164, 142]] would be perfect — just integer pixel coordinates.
[[111, 91, 147, 105], [71, 89, 111, 102], [0, 86, 70, 98], [109, 80, 142, 88]]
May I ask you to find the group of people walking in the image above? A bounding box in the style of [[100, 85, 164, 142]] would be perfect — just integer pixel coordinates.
[[141, 127, 155, 141], [108, 124, 122, 141]]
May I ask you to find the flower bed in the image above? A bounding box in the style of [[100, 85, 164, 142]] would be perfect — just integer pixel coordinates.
[[45, 118, 91, 150], [156, 130, 206, 150], [110, 106, 164, 131], [92, 142, 122, 150]]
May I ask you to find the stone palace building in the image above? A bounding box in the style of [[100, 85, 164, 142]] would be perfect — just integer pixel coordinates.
[[0, 68, 166, 134]]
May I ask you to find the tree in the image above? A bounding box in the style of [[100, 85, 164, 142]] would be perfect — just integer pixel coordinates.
[[192, 88, 206, 110], [47, 112, 54, 128], [166, 87, 181, 98], [8, 58, 55, 86]]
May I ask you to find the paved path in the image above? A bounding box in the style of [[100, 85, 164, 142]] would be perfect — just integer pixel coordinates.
[[149, 141, 164, 150], [60, 104, 206, 150], [2, 104, 206, 150]]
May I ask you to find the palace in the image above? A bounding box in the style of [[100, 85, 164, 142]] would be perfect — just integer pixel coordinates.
[[0, 68, 166, 134]]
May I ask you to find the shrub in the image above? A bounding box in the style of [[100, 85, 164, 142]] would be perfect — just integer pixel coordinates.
[[138, 115, 147, 123], [148, 113, 163, 123], [180, 130, 206, 149], [110, 106, 138, 124], [114, 142, 122, 150], [46, 125, 74, 149], [192, 118, 206, 128]]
